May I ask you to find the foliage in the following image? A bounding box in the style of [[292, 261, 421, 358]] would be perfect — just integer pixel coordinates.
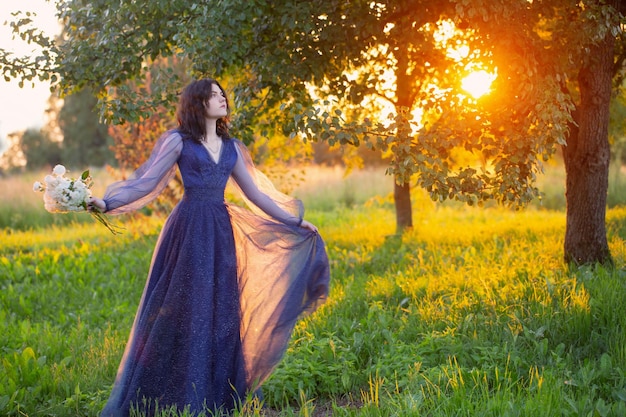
[[0, 10, 56, 86], [106, 56, 183, 176], [3, 0, 621, 205], [2, 196, 626, 416]]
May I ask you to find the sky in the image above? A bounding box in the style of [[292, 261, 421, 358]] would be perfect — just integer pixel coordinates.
[[0, 0, 60, 139]]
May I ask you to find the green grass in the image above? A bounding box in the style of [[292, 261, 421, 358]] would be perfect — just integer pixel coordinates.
[[2, 166, 626, 416]]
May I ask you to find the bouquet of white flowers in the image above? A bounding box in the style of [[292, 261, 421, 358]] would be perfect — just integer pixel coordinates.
[[33, 164, 120, 234]]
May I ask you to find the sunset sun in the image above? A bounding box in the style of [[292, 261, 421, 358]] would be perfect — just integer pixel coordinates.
[[461, 70, 497, 98]]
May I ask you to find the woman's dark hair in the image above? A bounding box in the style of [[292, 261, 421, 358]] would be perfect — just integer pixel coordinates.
[[176, 78, 231, 142]]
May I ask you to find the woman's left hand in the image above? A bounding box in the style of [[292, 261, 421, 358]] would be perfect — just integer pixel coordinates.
[[300, 219, 318, 233]]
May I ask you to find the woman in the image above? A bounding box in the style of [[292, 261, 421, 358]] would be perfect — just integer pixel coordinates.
[[91, 78, 330, 416]]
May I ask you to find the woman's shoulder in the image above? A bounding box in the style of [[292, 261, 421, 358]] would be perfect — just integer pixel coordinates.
[[162, 129, 184, 142], [167, 128, 204, 143], [152, 129, 185, 154], [166, 128, 186, 140], [226, 137, 247, 149]]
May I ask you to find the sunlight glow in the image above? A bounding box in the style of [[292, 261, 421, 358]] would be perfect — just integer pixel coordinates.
[[461, 70, 497, 99], [433, 20, 470, 62]]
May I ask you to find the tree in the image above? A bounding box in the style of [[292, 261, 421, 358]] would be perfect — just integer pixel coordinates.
[[105, 56, 187, 212], [57, 88, 114, 167], [562, 15, 614, 264], [20, 127, 61, 170], [0, 132, 26, 174], [2, 0, 625, 264]]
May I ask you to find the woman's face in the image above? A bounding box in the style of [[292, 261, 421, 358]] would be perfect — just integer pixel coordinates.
[[204, 83, 228, 120]]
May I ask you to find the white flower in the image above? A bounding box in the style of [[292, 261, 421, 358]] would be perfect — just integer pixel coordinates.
[[52, 164, 66, 176], [35, 167, 91, 213], [33, 166, 121, 234]]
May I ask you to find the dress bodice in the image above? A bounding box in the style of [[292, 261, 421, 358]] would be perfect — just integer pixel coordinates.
[[179, 138, 236, 202]]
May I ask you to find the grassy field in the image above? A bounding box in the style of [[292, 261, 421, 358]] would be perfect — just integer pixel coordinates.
[[2, 166, 626, 416]]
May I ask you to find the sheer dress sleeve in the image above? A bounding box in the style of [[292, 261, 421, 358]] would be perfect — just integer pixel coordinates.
[[103, 130, 183, 215], [229, 139, 304, 226], [226, 139, 329, 389]]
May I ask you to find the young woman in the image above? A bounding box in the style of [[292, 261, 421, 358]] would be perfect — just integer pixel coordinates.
[[91, 78, 330, 416]]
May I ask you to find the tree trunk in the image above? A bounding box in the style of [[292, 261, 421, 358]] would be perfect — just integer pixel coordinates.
[[394, 178, 413, 233], [562, 29, 614, 265], [393, 50, 414, 234]]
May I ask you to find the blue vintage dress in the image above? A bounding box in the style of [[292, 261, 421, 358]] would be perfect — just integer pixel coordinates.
[[100, 130, 330, 416]]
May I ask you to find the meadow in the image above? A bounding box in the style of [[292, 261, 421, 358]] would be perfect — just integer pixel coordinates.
[[2, 165, 626, 416]]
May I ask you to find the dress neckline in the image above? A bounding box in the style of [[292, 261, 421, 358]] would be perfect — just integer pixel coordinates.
[[202, 138, 224, 165]]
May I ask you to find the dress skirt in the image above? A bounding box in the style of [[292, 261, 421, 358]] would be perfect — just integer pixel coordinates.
[[101, 193, 329, 416]]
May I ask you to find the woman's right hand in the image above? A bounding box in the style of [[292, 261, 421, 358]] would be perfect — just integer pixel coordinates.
[[88, 197, 107, 213]]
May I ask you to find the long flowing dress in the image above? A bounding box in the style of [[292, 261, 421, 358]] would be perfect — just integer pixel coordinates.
[[99, 130, 330, 416]]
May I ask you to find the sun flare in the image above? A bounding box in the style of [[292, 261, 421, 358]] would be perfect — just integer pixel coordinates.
[[461, 70, 497, 98]]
